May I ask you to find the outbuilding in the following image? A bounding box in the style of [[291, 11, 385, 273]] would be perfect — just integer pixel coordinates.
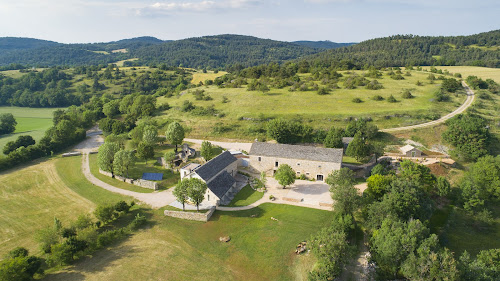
[[400, 145, 422, 157]]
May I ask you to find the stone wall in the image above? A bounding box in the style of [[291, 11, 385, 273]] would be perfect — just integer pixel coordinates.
[[249, 155, 341, 182], [133, 179, 158, 190], [164, 206, 216, 222], [98, 170, 158, 190]]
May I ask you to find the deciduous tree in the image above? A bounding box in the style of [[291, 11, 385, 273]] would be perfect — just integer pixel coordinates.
[[274, 164, 295, 189]]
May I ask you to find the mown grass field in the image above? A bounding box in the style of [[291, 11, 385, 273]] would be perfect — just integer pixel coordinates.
[[191, 70, 227, 84], [47, 204, 331, 281], [0, 153, 331, 280], [0, 158, 95, 256], [422, 66, 500, 83], [157, 70, 466, 140], [0, 106, 62, 152]]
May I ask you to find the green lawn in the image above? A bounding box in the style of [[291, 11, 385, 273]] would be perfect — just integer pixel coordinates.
[[47, 203, 332, 280], [0, 106, 63, 151], [156, 69, 466, 140], [55, 156, 133, 205], [0, 158, 96, 256], [227, 184, 264, 207]]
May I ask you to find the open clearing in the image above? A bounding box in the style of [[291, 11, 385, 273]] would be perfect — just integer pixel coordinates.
[[422, 66, 500, 83], [191, 70, 227, 84], [47, 204, 331, 281], [0, 159, 94, 256], [0, 154, 331, 280], [158, 70, 466, 140], [0, 106, 61, 150]]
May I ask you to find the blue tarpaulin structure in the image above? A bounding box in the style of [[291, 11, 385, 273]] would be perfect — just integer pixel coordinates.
[[142, 173, 163, 181]]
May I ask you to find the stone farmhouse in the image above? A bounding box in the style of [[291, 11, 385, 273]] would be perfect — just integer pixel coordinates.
[[180, 151, 239, 206], [248, 142, 343, 182], [400, 145, 422, 157]]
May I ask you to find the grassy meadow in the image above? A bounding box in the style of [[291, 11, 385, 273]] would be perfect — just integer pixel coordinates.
[[0, 158, 95, 256], [47, 204, 331, 281], [191, 70, 227, 84], [157, 69, 466, 140], [0, 106, 61, 152], [421, 66, 500, 83], [0, 154, 331, 280]]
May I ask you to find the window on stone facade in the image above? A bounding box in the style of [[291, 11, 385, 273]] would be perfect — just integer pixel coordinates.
[[275, 161, 279, 167], [258, 157, 261, 162], [297, 171, 301, 175], [297, 163, 300, 166]]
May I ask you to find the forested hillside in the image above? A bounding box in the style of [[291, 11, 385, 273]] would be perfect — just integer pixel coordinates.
[[0, 35, 322, 68], [0, 37, 59, 53], [292, 40, 355, 49], [304, 29, 500, 68], [130, 34, 321, 68]]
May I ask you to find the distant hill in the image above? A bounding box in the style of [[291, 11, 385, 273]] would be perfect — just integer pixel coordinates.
[[130, 34, 322, 68], [303, 29, 500, 68], [0, 37, 60, 53], [292, 41, 355, 49], [0, 34, 321, 68]]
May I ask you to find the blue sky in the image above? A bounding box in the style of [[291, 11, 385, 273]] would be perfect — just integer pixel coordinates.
[[0, 0, 498, 43]]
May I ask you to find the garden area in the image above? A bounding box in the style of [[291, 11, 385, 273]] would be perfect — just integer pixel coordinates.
[[227, 185, 264, 207]]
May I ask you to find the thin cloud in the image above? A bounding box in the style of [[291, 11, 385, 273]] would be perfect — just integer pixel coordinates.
[[136, 0, 262, 16]]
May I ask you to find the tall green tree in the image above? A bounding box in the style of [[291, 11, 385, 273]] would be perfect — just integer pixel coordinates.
[[136, 142, 154, 165], [97, 142, 120, 175], [326, 168, 359, 214], [186, 178, 208, 211], [345, 132, 370, 161], [173, 179, 190, 211], [201, 140, 216, 161], [323, 127, 344, 148], [0, 113, 17, 135], [165, 121, 185, 152], [443, 114, 490, 161], [142, 125, 158, 146], [113, 150, 136, 178], [274, 164, 295, 189]]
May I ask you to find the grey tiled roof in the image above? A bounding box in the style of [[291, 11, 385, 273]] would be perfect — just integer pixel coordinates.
[[207, 171, 235, 198], [249, 142, 343, 163], [194, 151, 237, 181]]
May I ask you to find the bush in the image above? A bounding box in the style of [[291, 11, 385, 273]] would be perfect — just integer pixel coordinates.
[[352, 98, 363, 103], [372, 95, 384, 101], [94, 204, 117, 224], [387, 95, 397, 103], [402, 89, 414, 99]]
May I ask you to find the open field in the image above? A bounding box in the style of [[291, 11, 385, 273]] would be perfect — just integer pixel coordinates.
[[422, 66, 500, 83], [0, 106, 62, 151], [0, 159, 95, 256], [47, 203, 332, 281], [191, 70, 227, 84], [157, 70, 466, 140], [0, 155, 331, 280]]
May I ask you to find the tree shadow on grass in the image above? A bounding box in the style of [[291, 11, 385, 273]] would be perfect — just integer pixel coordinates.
[[211, 206, 266, 221]]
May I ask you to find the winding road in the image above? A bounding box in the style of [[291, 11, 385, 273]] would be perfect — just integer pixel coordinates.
[[381, 81, 475, 132]]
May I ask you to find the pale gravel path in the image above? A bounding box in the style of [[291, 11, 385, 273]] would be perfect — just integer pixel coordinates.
[[81, 153, 176, 208], [74, 128, 177, 209], [381, 81, 475, 132]]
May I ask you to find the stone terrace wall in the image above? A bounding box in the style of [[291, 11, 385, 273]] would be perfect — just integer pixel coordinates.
[[98, 170, 158, 190], [164, 206, 216, 222]]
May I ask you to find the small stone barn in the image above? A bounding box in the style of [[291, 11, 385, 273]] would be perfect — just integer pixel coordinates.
[[180, 151, 239, 206], [248, 142, 343, 182], [400, 145, 422, 157]]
